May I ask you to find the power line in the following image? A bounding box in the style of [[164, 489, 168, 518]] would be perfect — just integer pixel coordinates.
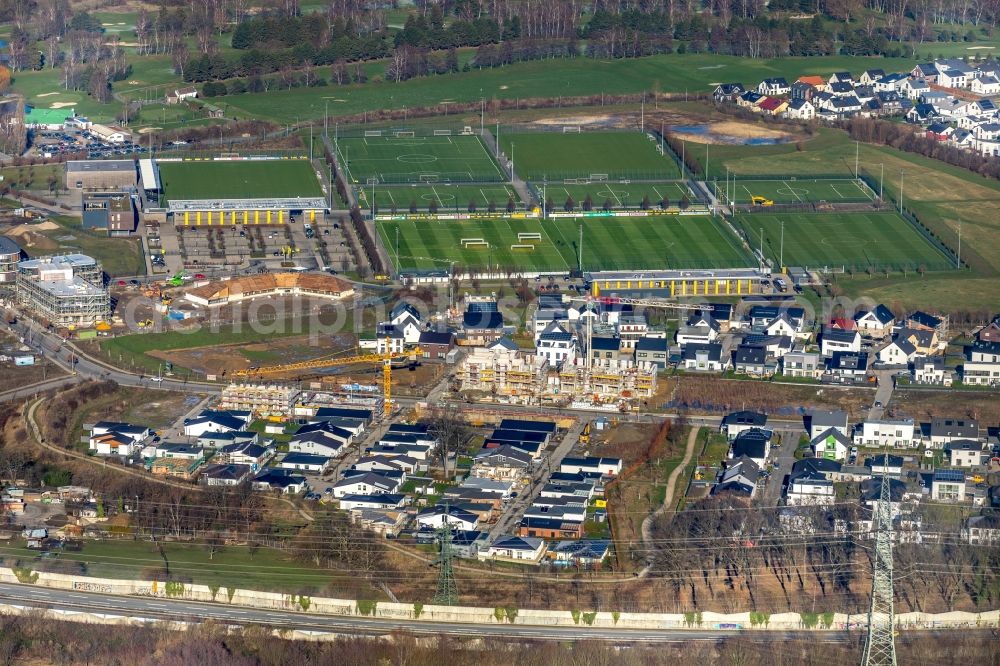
[[861, 450, 897, 666]]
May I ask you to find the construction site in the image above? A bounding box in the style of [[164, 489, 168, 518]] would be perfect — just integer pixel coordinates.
[[15, 254, 110, 329], [218, 383, 301, 419], [456, 344, 657, 410]]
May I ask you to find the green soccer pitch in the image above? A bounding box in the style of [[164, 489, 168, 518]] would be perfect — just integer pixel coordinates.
[[356, 183, 522, 211], [732, 211, 954, 271], [542, 181, 692, 210], [498, 131, 677, 181], [337, 134, 505, 184], [716, 178, 875, 205], [157, 159, 323, 203], [376, 215, 752, 272]]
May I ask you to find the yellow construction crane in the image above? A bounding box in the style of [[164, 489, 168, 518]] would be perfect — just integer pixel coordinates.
[[232, 340, 421, 413]]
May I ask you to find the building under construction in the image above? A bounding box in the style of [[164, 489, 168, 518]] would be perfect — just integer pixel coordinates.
[[218, 383, 301, 418], [16, 254, 109, 328], [456, 345, 657, 408]]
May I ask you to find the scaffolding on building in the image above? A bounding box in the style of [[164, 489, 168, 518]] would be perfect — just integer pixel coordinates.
[[219, 383, 301, 418]]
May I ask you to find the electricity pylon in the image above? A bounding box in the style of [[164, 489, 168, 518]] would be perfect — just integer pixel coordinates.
[[432, 510, 458, 605], [861, 450, 897, 666]]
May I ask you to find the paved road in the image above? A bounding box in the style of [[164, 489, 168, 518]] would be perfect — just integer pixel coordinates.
[[761, 428, 800, 505], [867, 369, 897, 420], [0, 581, 852, 642]]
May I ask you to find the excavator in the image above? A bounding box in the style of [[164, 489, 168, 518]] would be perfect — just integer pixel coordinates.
[[751, 195, 774, 207], [232, 339, 422, 414]]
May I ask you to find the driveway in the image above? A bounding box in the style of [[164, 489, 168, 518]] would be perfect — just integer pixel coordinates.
[[867, 369, 897, 420]]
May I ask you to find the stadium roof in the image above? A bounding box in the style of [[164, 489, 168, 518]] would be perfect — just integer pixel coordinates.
[[167, 197, 329, 213], [66, 160, 136, 173]]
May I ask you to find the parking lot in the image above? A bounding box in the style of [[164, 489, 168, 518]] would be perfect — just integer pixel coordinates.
[[30, 128, 146, 160]]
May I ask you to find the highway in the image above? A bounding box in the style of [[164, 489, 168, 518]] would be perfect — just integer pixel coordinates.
[[0, 581, 850, 643]]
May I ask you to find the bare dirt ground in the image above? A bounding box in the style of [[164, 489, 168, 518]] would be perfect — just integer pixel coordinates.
[[148, 333, 358, 376], [892, 388, 1000, 424], [0, 331, 67, 390]]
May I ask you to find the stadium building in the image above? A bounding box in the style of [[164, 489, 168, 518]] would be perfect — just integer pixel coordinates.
[[140, 156, 328, 226], [16, 254, 110, 328], [586, 268, 771, 298]]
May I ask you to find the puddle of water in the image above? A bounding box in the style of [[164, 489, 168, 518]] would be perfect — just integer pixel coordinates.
[[669, 123, 793, 145]]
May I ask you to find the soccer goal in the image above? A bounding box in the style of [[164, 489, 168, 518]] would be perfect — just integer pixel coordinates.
[[463, 241, 490, 249], [433, 130, 453, 136], [462, 238, 488, 248], [364, 130, 383, 137], [511, 244, 535, 251], [563, 178, 589, 185], [418, 174, 440, 183], [517, 233, 541, 242], [562, 126, 582, 133], [394, 130, 416, 138]]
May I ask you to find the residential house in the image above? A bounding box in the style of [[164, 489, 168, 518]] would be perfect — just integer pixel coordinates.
[[964, 514, 1000, 545], [894, 327, 939, 356], [937, 59, 973, 88], [812, 428, 852, 461], [89, 432, 142, 457], [866, 454, 904, 478], [912, 356, 951, 386], [216, 441, 273, 470], [733, 345, 771, 376], [786, 469, 835, 506], [738, 91, 764, 108], [829, 81, 856, 97], [978, 315, 1000, 343], [808, 410, 849, 440], [278, 452, 331, 473], [682, 342, 726, 372], [462, 310, 505, 346], [855, 419, 917, 449], [588, 335, 621, 363], [197, 430, 258, 450], [616, 313, 648, 349], [548, 540, 611, 568], [728, 428, 771, 468], [167, 86, 198, 103], [535, 322, 576, 366], [350, 508, 407, 537], [91, 421, 151, 443], [758, 96, 788, 116], [182, 410, 251, 438], [947, 440, 984, 468], [972, 74, 1000, 95], [721, 411, 768, 441], [962, 340, 1000, 386], [151, 457, 202, 480], [154, 444, 205, 460], [519, 517, 584, 540], [911, 63, 939, 82], [790, 81, 816, 101], [559, 456, 622, 477], [338, 494, 405, 511], [418, 330, 455, 359], [714, 455, 760, 497], [906, 102, 939, 123], [415, 505, 479, 531], [252, 469, 308, 494], [900, 78, 931, 99], [821, 328, 861, 357], [782, 351, 822, 379], [904, 310, 945, 333], [353, 454, 419, 475], [758, 77, 790, 95], [480, 535, 547, 563], [877, 338, 917, 366], [287, 430, 348, 458], [875, 72, 907, 91], [827, 351, 869, 379], [785, 99, 816, 120], [928, 417, 980, 449], [472, 445, 533, 480], [855, 305, 895, 338], [200, 463, 252, 487], [859, 69, 886, 85], [634, 336, 669, 369], [828, 71, 854, 85], [931, 469, 966, 501], [713, 83, 745, 101], [332, 472, 400, 498]]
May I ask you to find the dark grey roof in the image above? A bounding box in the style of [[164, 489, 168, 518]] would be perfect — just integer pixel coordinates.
[[734, 345, 766, 365], [791, 457, 842, 477], [933, 468, 965, 483], [281, 453, 331, 466], [498, 419, 556, 434], [809, 410, 848, 428], [201, 463, 251, 481], [419, 330, 454, 345], [946, 439, 982, 452], [732, 429, 770, 459], [860, 478, 906, 502], [823, 327, 858, 344], [0, 235, 22, 257], [907, 311, 943, 328], [682, 342, 722, 362], [811, 427, 851, 447], [590, 336, 620, 351], [866, 454, 903, 469], [723, 411, 767, 428], [635, 337, 668, 353], [830, 351, 868, 370], [929, 417, 979, 439], [463, 311, 503, 329]]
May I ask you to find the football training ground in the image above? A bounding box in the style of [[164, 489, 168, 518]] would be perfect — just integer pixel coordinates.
[[716, 178, 875, 205], [337, 134, 505, 184], [732, 211, 954, 271], [157, 159, 323, 203], [497, 131, 678, 180], [377, 216, 752, 272]]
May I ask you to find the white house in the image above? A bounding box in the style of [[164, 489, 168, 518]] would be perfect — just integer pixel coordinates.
[[855, 305, 895, 338], [946, 440, 983, 468], [278, 453, 331, 473], [535, 322, 576, 366], [912, 356, 951, 386], [332, 472, 400, 498], [808, 410, 849, 440], [821, 328, 861, 357], [962, 340, 1000, 386], [415, 505, 479, 531], [971, 75, 1000, 96], [90, 123, 131, 144], [182, 410, 251, 438], [354, 454, 419, 475], [927, 417, 980, 449], [559, 456, 622, 476], [877, 338, 917, 366], [854, 419, 917, 449], [479, 535, 547, 563], [899, 78, 930, 99], [682, 343, 726, 372], [930, 469, 966, 501], [811, 428, 851, 461], [721, 411, 768, 441], [338, 494, 405, 511], [782, 351, 822, 379], [786, 471, 835, 506], [785, 99, 815, 120], [89, 432, 140, 457], [757, 77, 790, 95]]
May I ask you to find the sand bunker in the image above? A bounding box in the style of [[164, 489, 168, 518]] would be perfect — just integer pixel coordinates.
[[36, 92, 60, 98], [672, 120, 798, 145], [137, 127, 162, 134], [49, 102, 76, 109]]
